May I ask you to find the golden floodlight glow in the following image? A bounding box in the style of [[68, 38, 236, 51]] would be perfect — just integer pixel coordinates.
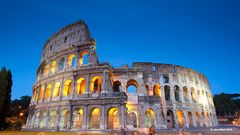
[[76, 78, 86, 94], [53, 82, 60, 97], [63, 80, 72, 96], [51, 61, 57, 73]]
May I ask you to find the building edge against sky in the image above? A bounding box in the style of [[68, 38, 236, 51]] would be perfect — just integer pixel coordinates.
[[23, 20, 218, 132]]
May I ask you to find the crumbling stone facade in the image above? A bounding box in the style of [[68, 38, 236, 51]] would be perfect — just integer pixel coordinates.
[[24, 20, 218, 132]]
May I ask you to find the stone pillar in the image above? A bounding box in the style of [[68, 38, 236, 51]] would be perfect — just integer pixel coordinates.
[[173, 110, 178, 128], [183, 111, 189, 128], [68, 106, 73, 129], [59, 79, 64, 100], [170, 85, 175, 102], [179, 85, 184, 103], [191, 111, 197, 127], [186, 86, 192, 103], [37, 109, 42, 128], [139, 106, 145, 127], [56, 107, 61, 131], [120, 104, 126, 128], [45, 109, 50, 129], [85, 73, 90, 94], [82, 105, 88, 129], [100, 105, 106, 129], [50, 81, 54, 101], [199, 114, 203, 127], [71, 77, 76, 99]]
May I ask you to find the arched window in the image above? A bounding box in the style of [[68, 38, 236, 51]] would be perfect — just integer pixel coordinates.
[[126, 79, 138, 93], [183, 86, 188, 101], [39, 85, 44, 100], [48, 110, 57, 129], [63, 80, 72, 96], [44, 64, 50, 77], [76, 78, 86, 94], [145, 109, 155, 128], [145, 85, 151, 95], [90, 108, 100, 129], [90, 76, 102, 93], [166, 110, 174, 128], [163, 75, 169, 83], [79, 51, 89, 65], [128, 111, 138, 128], [72, 108, 84, 129], [40, 110, 47, 128], [44, 84, 52, 99], [59, 58, 65, 71], [174, 85, 180, 102], [68, 54, 76, 68], [153, 84, 161, 96], [51, 61, 57, 74], [113, 81, 122, 92], [191, 87, 195, 101], [60, 109, 69, 129], [108, 108, 120, 129], [164, 85, 170, 101], [52, 82, 60, 97], [176, 110, 185, 128]]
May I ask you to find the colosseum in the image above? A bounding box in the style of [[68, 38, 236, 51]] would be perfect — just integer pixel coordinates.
[[24, 20, 218, 132]]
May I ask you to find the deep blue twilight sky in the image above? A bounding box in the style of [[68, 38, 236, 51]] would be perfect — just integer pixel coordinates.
[[0, 0, 239, 99]]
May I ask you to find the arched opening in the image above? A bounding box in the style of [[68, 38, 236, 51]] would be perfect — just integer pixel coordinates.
[[188, 112, 193, 128], [202, 112, 206, 127], [59, 58, 65, 71], [76, 78, 86, 94], [40, 110, 47, 128], [79, 51, 89, 65], [52, 82, 60, 97], [191, 87, 195, 102], [90, 76, 102, 93], [68, 54, 76, 68], [108, 107, 120, 129], [60, 109, 69, 129], [113, 81, 122, 92], [183, 86, 188, 102], [48, 110, 57, 129], [145, 85, 151, 95], [126, 79, 138, 93], [177, 110, 185, 128], [163, 75, 169, 83], [34, 111, 40, 128], [72, 108, 84, 129], [51, 61, 57, 74], [174, 85, 180, 102], [44, 84, 52, 99], [44, 64, 50, 77], [166, 110, 174, 128], [90, 108, 100, 129], [128, 111, 138, 128], [164, 85, 170, 101], [39, 85, 44, 100], [145, 109, 155, 128], [63, 80, 72, 96], [153, 84, 161, 96], [195, 112, 200, 127]]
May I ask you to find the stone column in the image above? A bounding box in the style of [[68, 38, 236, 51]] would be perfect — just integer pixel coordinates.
[[100, 105, 106, 129], [170, 85, 175, 102], [120, 104, 126, 128], [173, 110, 178, 128], [50, 81, 54, 101], [139, 106, 145, 127], [59, 79, 64, 100], [191, 111, 197, 127], [71, 77, 76, 99], [68, 106, 73, 129], [199, 114, 203, 127], [45, 109, 50, 129], [183, 111, 189, 128], [37, 109, 42, 128], [56, 106, 61, 131], [179, 85, 184, 103], [85, 73, 90, 94], [83, 105, 88, 129]]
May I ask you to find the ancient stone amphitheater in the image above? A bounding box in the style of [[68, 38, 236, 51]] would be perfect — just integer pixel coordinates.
[[25, 20, 218, 132]]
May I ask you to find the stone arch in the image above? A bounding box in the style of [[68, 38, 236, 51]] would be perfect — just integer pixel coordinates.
[[108, 107, 120, 129], [59, 57, 65, 71], [68, 54, 76, 68], [44, 84, 52, 99], [79, 51, 89, 65], [63, 80, 72, 96], [145, 109, 155, 128], [76, 78, 86, 94], [48, 110, 57, 129], [166, 110, 174, 128], [39, 85, 44, 100], [52, 82, 60, 97], [40, 109, 47, 128], [183, 86, 188, 102], [90, 76, 102, 93], [195, 112, 200, 127], [128, 110, 139, 128], [164, 85, 170, 101], [174, 85, 180, 102], [60, 109, 69, 129], [33, 111, 40, 128], [153, 84, 161, 96], [163, 75, 169, 83], [89, 107, 101, 129], [126, 79, 138, 93], [176, 110, 185, 128], [187, 111, 193, 128], [72, 108, 84, 129], [50, 61, 57, 74], [113, 81, 122, 92]]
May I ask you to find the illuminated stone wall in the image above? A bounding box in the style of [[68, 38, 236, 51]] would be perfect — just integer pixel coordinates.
[[24, 20, 218, 132]]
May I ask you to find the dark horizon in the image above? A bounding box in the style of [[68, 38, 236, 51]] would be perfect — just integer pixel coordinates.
[[0, 0, 239, 99]]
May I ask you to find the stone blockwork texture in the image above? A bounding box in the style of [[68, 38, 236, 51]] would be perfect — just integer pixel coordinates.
[[24, 20, 218, 132]]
